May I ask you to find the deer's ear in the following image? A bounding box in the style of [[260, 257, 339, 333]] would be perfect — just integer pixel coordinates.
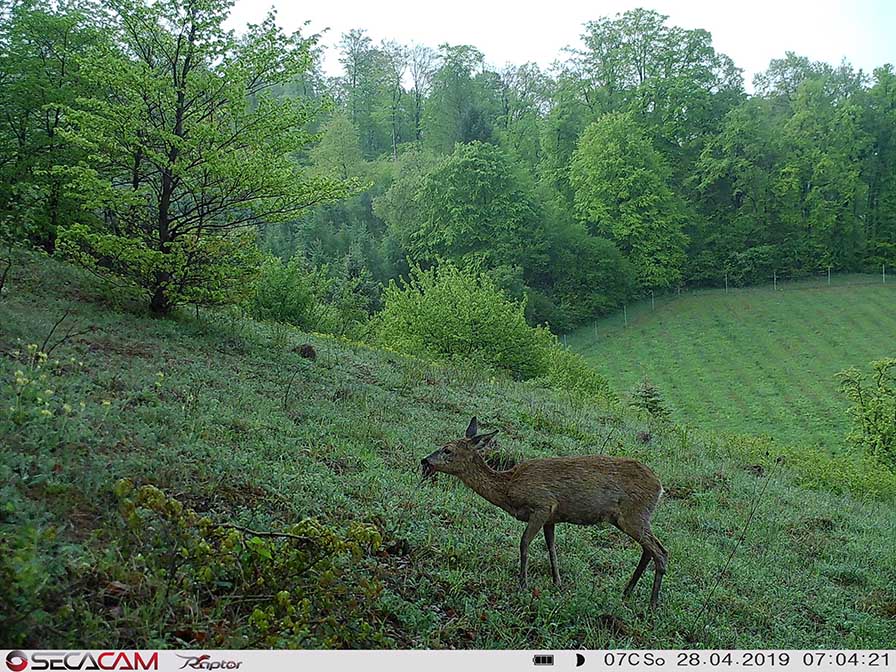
[[472, 430, 498, 450], [465, 416, 479, 438]]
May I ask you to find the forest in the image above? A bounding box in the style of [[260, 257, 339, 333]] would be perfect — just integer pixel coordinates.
[[2, 0, 895, 337]]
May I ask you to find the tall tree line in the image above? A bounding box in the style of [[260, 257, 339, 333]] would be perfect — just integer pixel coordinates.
[[2, 2, 894, 329]]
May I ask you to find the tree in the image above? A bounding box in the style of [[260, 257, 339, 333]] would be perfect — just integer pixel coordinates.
[[379, 40, 408, 159], [0, 1, 106, 250], [372, 146, 439, 265], [405, 141, 548, 282], [57, 0, 352, 314], [310, 112, 366, 181], [336, 29, 389, 157], [408, 44, 437, 142], [862, 66, 896, 265], [494, 62, 550, 170], [570, 112, 687, 289], [423, 44, 496, 152]]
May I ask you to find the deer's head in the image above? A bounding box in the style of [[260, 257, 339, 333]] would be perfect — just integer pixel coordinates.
[[421, 417, 498, 479]]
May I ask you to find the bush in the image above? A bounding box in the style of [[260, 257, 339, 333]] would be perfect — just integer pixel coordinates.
[[107, 481, 390, 647], [532, 346, 615, 402], [375, 263, 551, 379], [725, 244, 779, 286], [248, 257, 371, 336], [629, 378, 671, 420], [249, 257, 318, 328], [838, 359, 896, 470]]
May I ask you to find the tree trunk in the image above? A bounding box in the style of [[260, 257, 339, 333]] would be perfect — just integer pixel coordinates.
[[150, 278, 172, 316]]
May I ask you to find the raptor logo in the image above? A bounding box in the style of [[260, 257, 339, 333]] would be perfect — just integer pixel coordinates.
[[176, 656, 241, 670], [5, 652, 28, 672]]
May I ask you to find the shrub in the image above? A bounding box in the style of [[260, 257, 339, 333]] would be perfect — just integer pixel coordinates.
[[249, 256, 373, 337], [533, 347, 615, 402], [375, 263, 550, 379], [107, 480, 390, 647], [725, 244, 779, 286], [248, 257, 317, 328], [838, 359, 896, 470], [629, 378, 671, 420]]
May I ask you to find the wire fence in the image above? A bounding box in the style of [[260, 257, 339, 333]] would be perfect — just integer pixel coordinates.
[[561, 265, 895, 346]]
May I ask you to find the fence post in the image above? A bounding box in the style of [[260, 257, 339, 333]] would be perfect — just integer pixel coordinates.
[[773, 271, 777, 291], [884, 264, 887, 284], [651, 290, 655, 310], [828, 266, 831, 285], [563, 334, 568, 347], [725, 272, 728, 294], [593, 320, 597, 340], [624, 304, 628, 327]]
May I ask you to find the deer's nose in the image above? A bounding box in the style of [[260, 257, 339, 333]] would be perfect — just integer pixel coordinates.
[[420, 457, 429, 466]]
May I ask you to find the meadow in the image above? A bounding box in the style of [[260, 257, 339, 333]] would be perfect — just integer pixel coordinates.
[[2, 254, 895, 648], [567, 276, 896, 450]]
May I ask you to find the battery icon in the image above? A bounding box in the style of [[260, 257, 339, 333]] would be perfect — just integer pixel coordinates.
[[533, 655, 554, 666]]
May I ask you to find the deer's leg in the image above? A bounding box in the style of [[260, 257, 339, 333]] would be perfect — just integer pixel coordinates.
[[646, 533, 668, 609], [519, 511, 550, 589], [622, 547, 651, 598], [616, 516, 668, 608], [544, 523, 560, 586]]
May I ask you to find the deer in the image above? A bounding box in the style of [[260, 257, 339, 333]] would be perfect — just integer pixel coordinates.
[[420, 417, 668, 608]]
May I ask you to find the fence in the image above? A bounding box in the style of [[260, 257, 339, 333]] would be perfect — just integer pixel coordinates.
[[562, 266, 894, 346]]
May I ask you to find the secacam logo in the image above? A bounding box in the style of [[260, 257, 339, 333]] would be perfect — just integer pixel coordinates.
[[8, 652, 158, 671], [6, 651, 29, 672], [175, 655, 242, 670]]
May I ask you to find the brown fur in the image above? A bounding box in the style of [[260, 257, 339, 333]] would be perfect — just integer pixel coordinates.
[[421, 417, 668, 608], [295, 343, 317, 360]]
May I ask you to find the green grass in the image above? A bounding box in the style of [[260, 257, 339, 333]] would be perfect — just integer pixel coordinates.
[[568, 278, 896, 451], [2, 254, 895, 648]]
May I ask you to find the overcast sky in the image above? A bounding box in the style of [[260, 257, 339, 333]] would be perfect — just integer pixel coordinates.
[[227, 0, 895, 89]]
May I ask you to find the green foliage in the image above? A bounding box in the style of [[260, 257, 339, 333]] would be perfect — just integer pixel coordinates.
[[532, 347, 615, 402], [55, 0, 351, 314], [422, 45, 496, 153], [549, 228, 635, 323], [839, 359, 896, 470], [0, 2, 106, 250], [107, 480, 389, 647], [571, 113, 688, 290], [375, 263, 551, 379], [406, 142, 548, 281], [249, 256, 372, 337], [57, 226, 263, 310], [629, 378, 671, 421], [249, 257, 317, 328]]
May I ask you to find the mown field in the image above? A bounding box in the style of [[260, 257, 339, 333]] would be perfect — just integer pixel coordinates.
[[2, 255, 895, 649], [568, 278, 896, 450]]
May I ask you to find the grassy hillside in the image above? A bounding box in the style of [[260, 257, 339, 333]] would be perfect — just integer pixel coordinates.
[[568, 278, 896, 450], [2, 254, 895, 649]]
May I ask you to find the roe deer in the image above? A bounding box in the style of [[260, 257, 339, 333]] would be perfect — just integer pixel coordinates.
[[421, 417, 668, 608]]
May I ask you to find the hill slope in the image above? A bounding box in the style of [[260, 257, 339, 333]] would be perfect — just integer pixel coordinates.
[[568, 279, 896, 449], [1, 255, 895, 648]]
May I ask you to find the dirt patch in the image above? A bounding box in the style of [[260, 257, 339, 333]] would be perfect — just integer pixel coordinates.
[[86, 337, 156, 359]]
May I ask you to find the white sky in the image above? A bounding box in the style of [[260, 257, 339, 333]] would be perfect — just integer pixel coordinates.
[[228, 0, 895, 89]]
